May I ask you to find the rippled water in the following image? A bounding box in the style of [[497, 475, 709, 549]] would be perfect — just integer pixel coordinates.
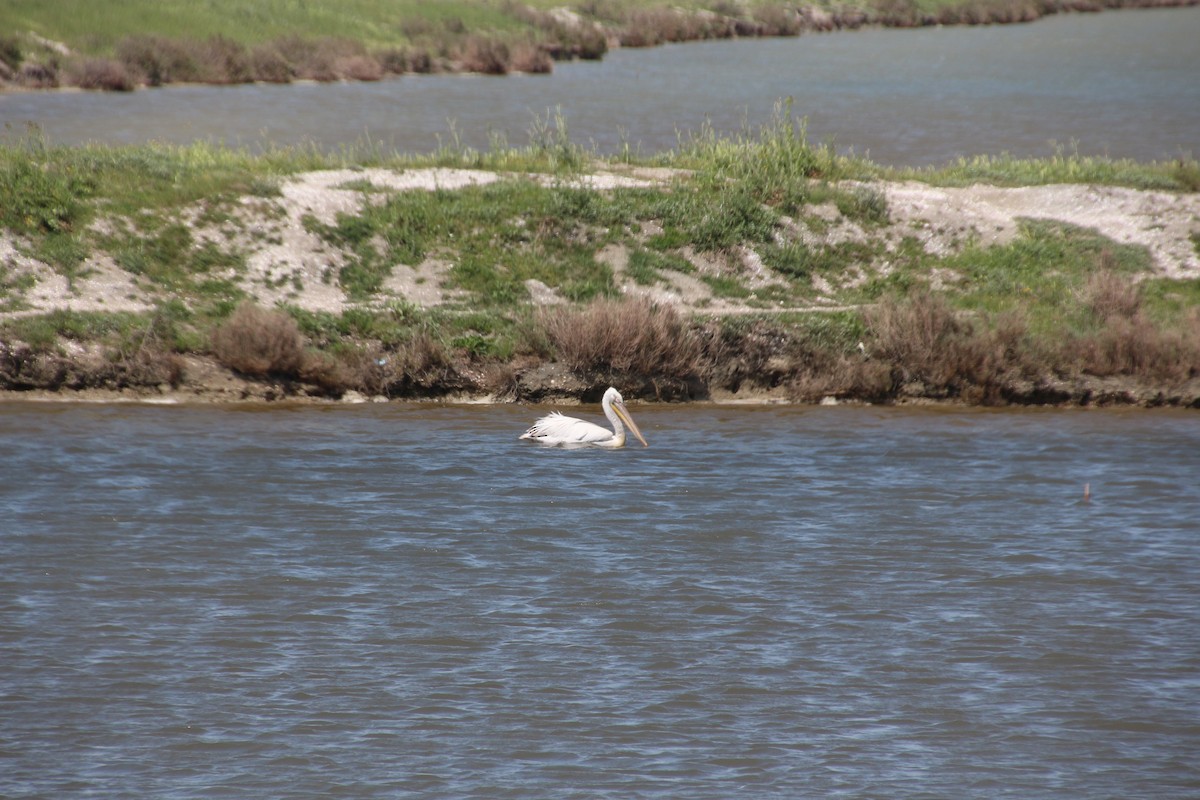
[[2, 402, 1198, 798], [2, 8, 1198, 164]]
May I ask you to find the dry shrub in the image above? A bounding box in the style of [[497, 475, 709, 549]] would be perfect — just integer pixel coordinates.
[[1068, 269, 1200, 383], [695, 316, 791, 391], [0, 342, 66, 389], [68, 58, 135, 91], [620, 9, 694, 46], [195, 35, 253, 84], [17, 62, 58, 89], [509, 41, 553, 74], [117, 35, 198, 85], [335, 55, 383, 81], [866, 291, 1033, 402], [752, 6, 804, 35], [1071, 308, 1200, 383], [867, 290, 966, 387], [274, 36, 367, 81], [370, 334, 459, 396], [404, 48, 436, 74], [114, 346, 186, 388], [457, 36, 510, 74], [249, 44, 293, 83], [538, 296, 702, 381], [790, 356, 895, 403], [1085, 268, 1142, 320], [210, 303, 306, 377]]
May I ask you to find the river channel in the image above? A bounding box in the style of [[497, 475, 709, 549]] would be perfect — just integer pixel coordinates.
[[2, 402, 1197, 798], [2, 8, 1199, 165]]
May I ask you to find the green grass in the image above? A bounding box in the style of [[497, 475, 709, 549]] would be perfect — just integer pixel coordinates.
[[890, 149, 1200, 192], [2, 112, 1197, 402], [0, 0, 525, 54], [941, 220, 1151, 330]]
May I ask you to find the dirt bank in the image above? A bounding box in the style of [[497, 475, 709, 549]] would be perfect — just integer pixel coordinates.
[[2, 166, 1199, 407]]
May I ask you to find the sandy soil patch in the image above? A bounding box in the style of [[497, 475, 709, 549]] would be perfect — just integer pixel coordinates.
[[880, 182, 1200, 278], [2, 169, 1197, 322]]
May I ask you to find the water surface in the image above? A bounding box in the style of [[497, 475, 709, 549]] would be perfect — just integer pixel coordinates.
[[2, 8, 1198, 164], [2, 403, 1198, 798]]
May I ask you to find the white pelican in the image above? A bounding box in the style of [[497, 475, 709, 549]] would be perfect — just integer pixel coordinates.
[[520, 387, 648, 448]]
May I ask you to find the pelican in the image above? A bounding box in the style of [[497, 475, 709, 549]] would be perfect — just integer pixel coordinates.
[[520, 387, 648, 448]]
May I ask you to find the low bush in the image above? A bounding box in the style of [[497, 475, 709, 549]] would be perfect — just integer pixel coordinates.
[[249, 44, 292, 83], [865, 290, 1032, 402], [17, 62, 57, 89], [336, 55, 383, 82], [457, 35, 510, 75], [509, 41, 553, 74], [210, 302, 306, 376], [117, 35, 199, 85], [537, 296, 703, 381], [1084, 268, 1141, 320], [196, 35, 253, 84], [68, 58, 135, 91]]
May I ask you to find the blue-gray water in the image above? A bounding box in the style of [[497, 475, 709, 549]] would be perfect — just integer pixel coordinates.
[[2, 402, 1198, 798], [2, 8, 1198, 165]]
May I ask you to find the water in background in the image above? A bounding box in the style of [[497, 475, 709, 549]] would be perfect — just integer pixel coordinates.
[[2, 8, 1198, 165], [2, 402, 1198, 798]]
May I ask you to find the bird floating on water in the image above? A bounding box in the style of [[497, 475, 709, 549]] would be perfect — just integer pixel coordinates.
[[520, 387, 648, 449]]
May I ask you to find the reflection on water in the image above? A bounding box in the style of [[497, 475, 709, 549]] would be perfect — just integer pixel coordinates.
[[2, 402, 1198, 798], [1, 8, 1198, 164]]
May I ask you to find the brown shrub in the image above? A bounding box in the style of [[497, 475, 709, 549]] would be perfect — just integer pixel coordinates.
[[114, 346, 186, 388], [866, 290, 966, 387], [377, 48, 409, 75], [1070, 308, 1200, 383], [371, 334, 459, 396], [790, 356, 895, 403], [249, 44, 293, 83], [510, 41, 553, 74], [210, 303, 306, 377], [196, 35, 253, 84], [335, 55, 383, 81], [1085, 268, 1142, 320], [68, 58, 135, 91], [752, 6, 804, 35], [117, 35, 198, 85], [298, 350, 361, 395], [273, 36, 367, 81], [865, 291, 1036, 402], [17, 62, 58, 89], [405, 48, 436, 74], [457, 36, 510, 74], [538, 296, 703, 381]]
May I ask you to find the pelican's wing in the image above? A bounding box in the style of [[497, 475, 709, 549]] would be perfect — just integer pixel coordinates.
[[520, 412, 615, 445]]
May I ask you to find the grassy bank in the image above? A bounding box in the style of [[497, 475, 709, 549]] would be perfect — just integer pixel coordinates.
[[2, 0, 1197, 90], [2, 113, 1199, 406]]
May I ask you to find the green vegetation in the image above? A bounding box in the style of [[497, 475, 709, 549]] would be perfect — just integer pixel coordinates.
[[1, 110, 1198, 405], [4, 0, 1191, 90]]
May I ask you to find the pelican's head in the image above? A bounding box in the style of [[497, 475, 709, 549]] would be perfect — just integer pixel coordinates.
[[604, 387, 648, 447]]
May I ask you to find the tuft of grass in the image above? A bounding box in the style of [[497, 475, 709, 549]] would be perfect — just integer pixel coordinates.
[[0, 139, 93, 235], [895, 149, 1200, 192]]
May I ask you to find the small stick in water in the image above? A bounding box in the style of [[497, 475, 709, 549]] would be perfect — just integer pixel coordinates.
[[1083, 483, 1091, 502]]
